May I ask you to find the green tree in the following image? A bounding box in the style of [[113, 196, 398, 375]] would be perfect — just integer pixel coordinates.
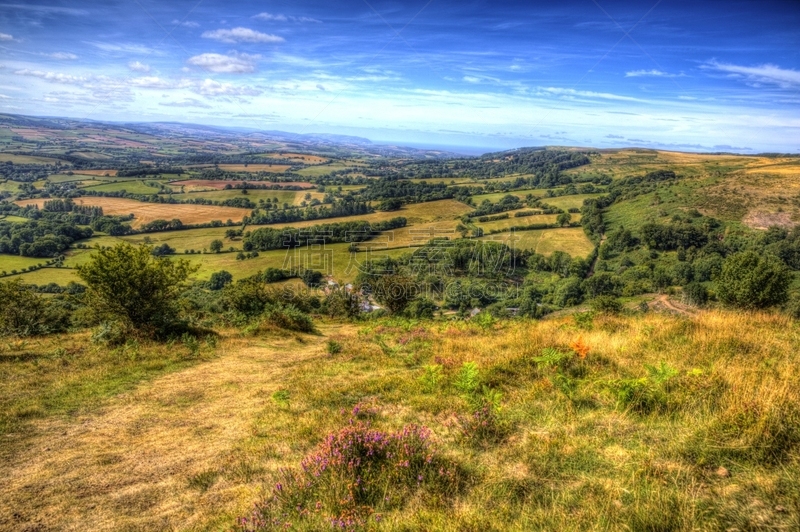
[[371, 273, 418, 315], [0, 280, 68, 337], [77, 243, 198, 336], [556, 212, 572, 227], [208, 270, 233, 290], [715, 251, 790, 309], [209, 239, 224, 253]]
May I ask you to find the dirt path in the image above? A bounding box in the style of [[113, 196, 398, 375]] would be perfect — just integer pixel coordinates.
[[651, 294, 694, 316], [0, 327, 347, 532]]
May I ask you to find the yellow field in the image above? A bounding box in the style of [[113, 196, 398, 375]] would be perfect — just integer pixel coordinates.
[[217, 164, 292, 173], [481, 227, 595, 256], [265, 153, 328, 164], [15, 198, 251, 228], [74, 169, 118, 177], [475, 213, 563, 232]]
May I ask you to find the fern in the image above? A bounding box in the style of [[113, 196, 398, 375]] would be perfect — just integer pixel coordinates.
[[533, 347, 574, 369], [454, 361, 480, 395], [375, 337, 399, 357], [645, 361, 678, 384], [419, 364, 443, 393]]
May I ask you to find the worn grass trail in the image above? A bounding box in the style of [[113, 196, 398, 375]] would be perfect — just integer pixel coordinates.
[[0, 326, 350, 532]]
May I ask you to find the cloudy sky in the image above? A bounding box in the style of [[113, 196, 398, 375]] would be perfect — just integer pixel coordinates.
[[0, 0, 799, 152]]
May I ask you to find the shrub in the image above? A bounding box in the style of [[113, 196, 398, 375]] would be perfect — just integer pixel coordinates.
[[326, 339, 342, 355], [207, 270, 233, 290], [261, 304, 315, 333], [0, 280, 69, 337], [77, 243, 197, 338], [590, 295, 623, 314], [371, 273, 419, 315], [222, 277, 279, 318], [405, 296, 437, 319], [239, 422, 459, 530], [682, 282, 708, 306], [322, 287, 361, 318], [715, 251, 790, 309]]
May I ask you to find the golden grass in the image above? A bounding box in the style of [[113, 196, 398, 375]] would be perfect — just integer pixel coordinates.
[[2, 310, 800, 529], [15, 197, 251, 228], [481, 227, 595, 256]]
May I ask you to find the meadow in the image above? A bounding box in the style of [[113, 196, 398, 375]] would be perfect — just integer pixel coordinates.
[[2, 309, 798, 530]]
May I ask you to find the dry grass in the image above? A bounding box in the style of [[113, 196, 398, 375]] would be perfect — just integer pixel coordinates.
[[481, 227, 595, 256], [0, 325, 355, 531], [1, 310, 799, 530], [15, 197, 251, 228]]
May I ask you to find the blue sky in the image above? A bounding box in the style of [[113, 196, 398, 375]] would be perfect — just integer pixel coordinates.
[[1, 0, 799, 152]]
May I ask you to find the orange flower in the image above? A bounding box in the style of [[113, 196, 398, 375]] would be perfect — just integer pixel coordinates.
[[570, 337, 590, 359]]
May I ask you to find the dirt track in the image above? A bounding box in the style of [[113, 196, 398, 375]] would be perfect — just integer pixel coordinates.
[[0, 329, 344, 531]]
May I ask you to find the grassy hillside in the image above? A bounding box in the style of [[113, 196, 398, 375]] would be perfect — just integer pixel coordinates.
[[1, 307, 799, 530]]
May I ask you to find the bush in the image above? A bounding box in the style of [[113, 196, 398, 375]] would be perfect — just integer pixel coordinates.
[[77, 243, 197, 338], [682, 282, 708, 306], [300, 269, 324, 287], [207, 270, 233, 290], [322, 287, 361, 318], [222, 277, 279, 318], [261, 304, 315, 333], [239, 422, 459, 530], [0, 279, 69, 337], [371, 273, 419, 315], [590, 295, 623, 314], [405, 296, 437, 319], [715, 251, 790, 309]]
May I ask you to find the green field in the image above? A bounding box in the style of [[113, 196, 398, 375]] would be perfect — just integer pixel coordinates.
[[0, 255, 51, 275], [470, 188, 542, 204], [79, 180, 164, 195], [480, 226, 595, 256], [543, 193, 602, 211], [0, 153, 67, 164]]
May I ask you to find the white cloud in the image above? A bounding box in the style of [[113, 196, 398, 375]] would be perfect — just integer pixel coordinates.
[[0, 4, 87, 15], [128, 61, 150, 73], [84, 41, 160, 54], [159, 98, 212, 109], [625, 69, 682, 78], [253, 12, 321, 23], [129, 76, 183, 89], [253, 12, 287, 22], [193, 78, 261, 97], [705, 61, 800, 89], [48, 52, 78, 60], [201, 27, 284, 44], [0, 33, 13, 41], [0, 94, 10, 99], [463, 76, 482, 84], [187, 53, 257, 73], [14, 69, 86, 84], [538, 87, 646, 102], [171, 19, 199, 28]]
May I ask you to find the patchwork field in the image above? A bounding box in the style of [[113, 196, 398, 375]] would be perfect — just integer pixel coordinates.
[[187, 164, 292, 173], [169, 179, 314, 191], [15, 197, 251, 227]]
